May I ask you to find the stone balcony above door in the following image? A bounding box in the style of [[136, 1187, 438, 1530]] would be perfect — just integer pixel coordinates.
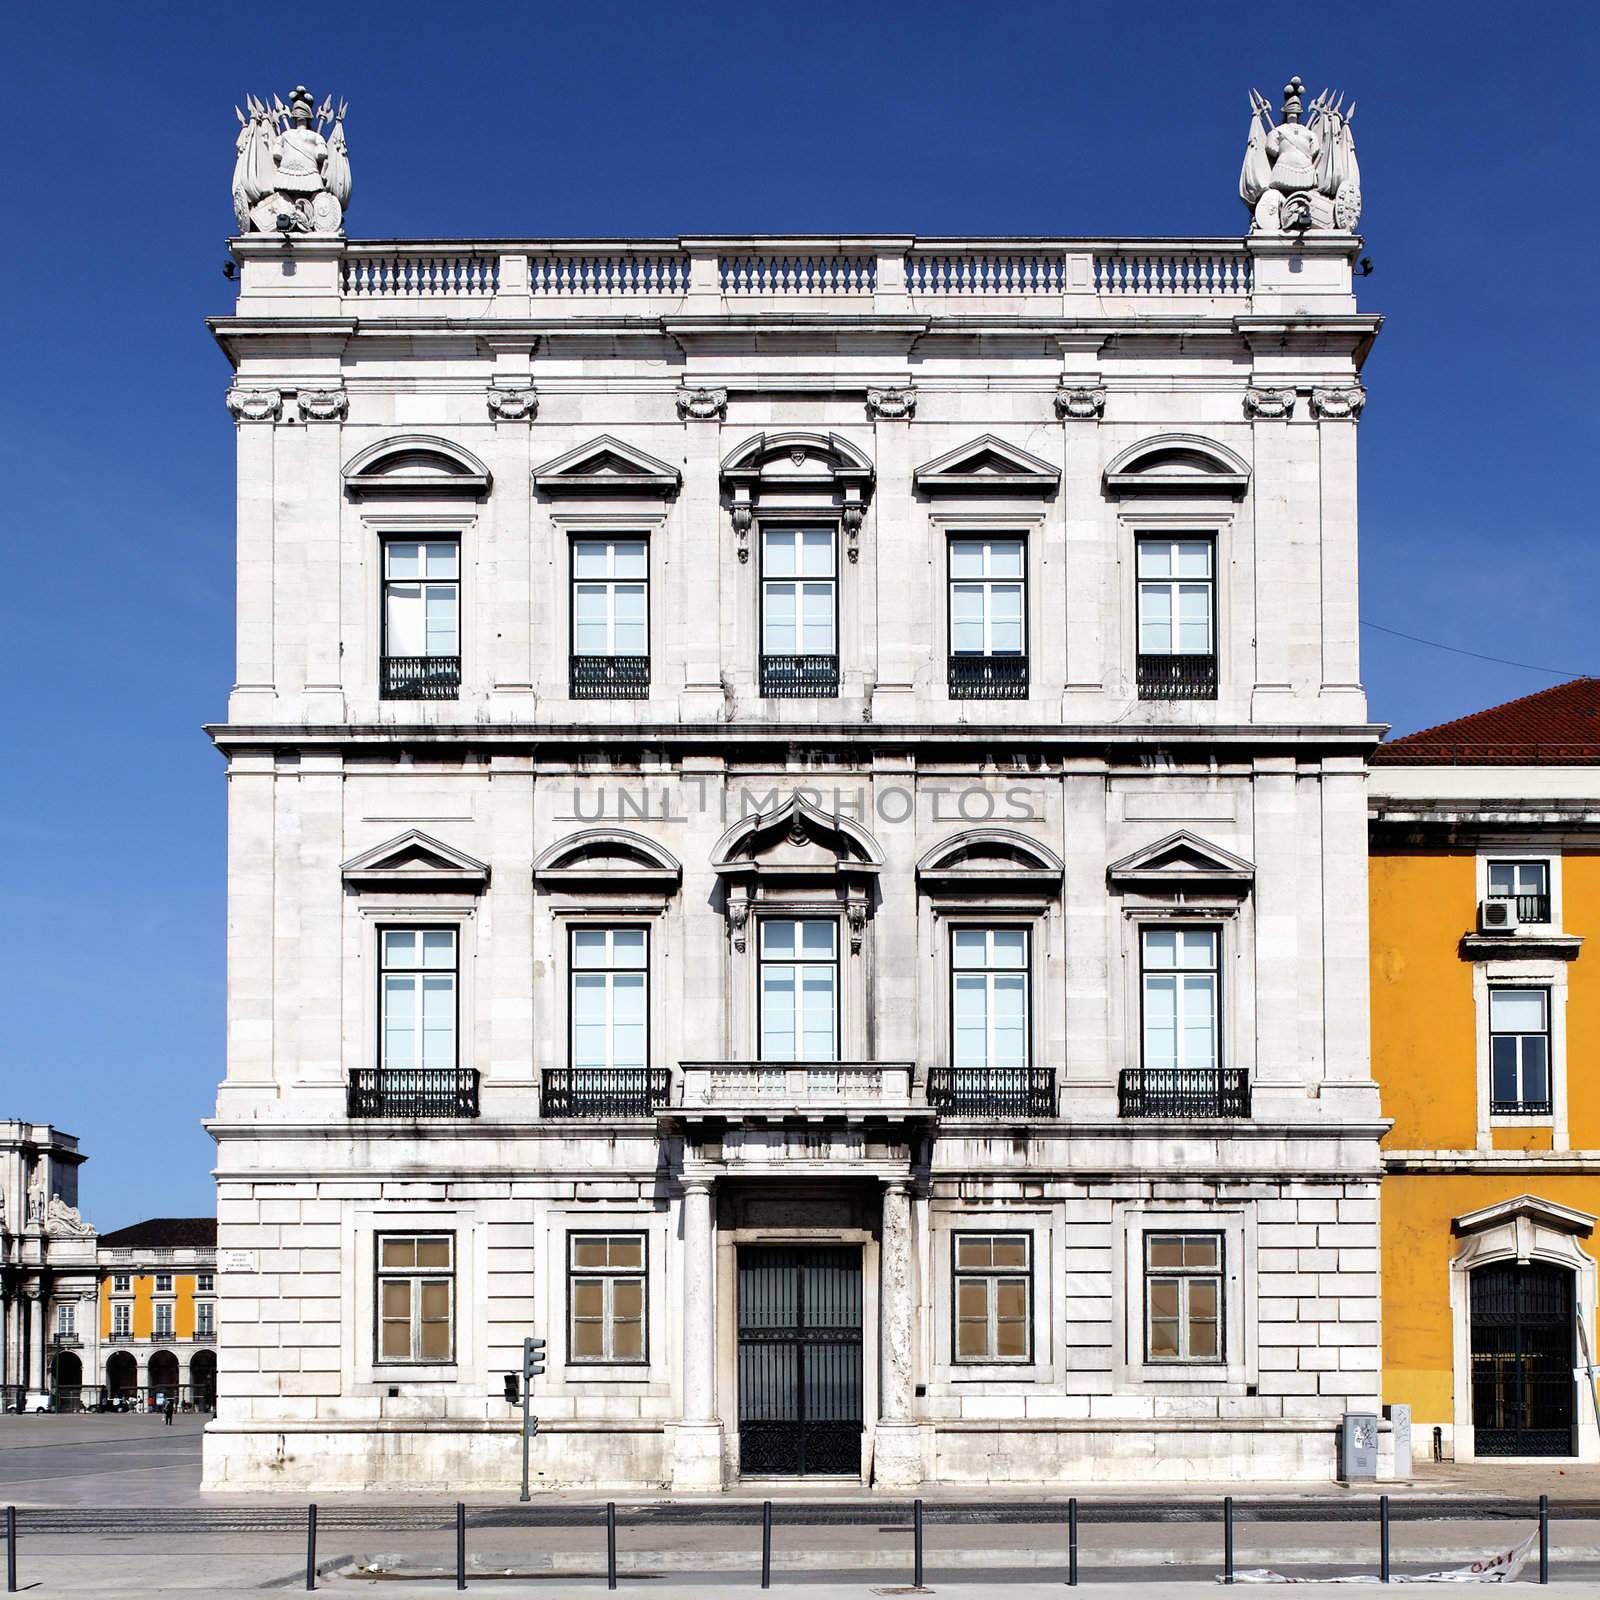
[[671, 1060, 925, 1125]]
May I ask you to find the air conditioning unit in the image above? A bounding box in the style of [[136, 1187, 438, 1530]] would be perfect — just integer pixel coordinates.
[[1479, 897, 1520, 933]]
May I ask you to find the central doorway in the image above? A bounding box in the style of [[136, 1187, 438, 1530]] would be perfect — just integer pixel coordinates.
[[737, 1245, 863, 1476], [1470, 1261, 1575, 1457]]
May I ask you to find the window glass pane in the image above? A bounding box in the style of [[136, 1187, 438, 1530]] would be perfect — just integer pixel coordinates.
[[1143, 929, 1177, 970], [572, 1320, 605, 1358], [1138, 584, 1173, 654], [1487, 862, 1516, 895], [382, 930, 417, 968], [761, 921, 797, 957], [991, 584, 1024, 652], [1188, 1279, 1218, 1318], [613, 1279, 644, 1319], [1178, 929, 1217, 969], [952, 929, 987, 969], [574, 586, 608, 654], [572, 928, 608, 968], [956, 1280, 989, 1317], [383, 976, 417, 1068], [1188, 1318, 1219, 1360], [761, 968, 797, 1059], [1136, 541, 1172, 580], [420, 975, 455, 1068], [381, 1280, 412, 1319], [992, 1237, 1028, 1268], [1490, 990, 1547, 1032], [1175, 541, 1211, 578], [763, 528, 796, 576], [422, 931, 455, 968], [801, 921, 836, 956], [608, 1237, 644, 1269], [416, 1238, 451, 1269], [1180, 974, 1217, 1071], [1490, 1039, 1520, 1102], [612, 973, 646, 1070], [611, 928, 647, 967], [1148, 1318, 1180, 1359], [799, 967, 836, 1059], [801, 583, 835, 651], [612, 1317, 644, 1359], [1147, 1236, 1184, 1269], [1523, 1042, 1550, 1103], [380, 1319, 411, 1360], [951, 586, 985, 653], [1143, 974, 1177, 1071], [386, 583, 423, 655], [956, 1319, 988, 1359], [614, 585, 647, 654], [572, 542, 608, 579], [572, 1281, 604, 1317], [1183, 1236, 1219, 1269], [423, 542, 459, 579], [991, 930, 1027, 968], [954, 975, 988, 1071], [1147, 1280, 1180, 1318], [572, 1238, 609, 1269], [800, 529, 834, 576], [989, 540, 1025, 578], [424, 585, 458, 654], [995, 1318, 1028, 1359], [613, 541, 647, 579], [955, 1237, 992, 1270], [1176, 585, 1210, 653], [763, 583, 796, 652], [420, 1281, 450, 1320], [388, 543, 421, 579], [993, 974, 1027, 1070], [419, 1318, 452, 1360]]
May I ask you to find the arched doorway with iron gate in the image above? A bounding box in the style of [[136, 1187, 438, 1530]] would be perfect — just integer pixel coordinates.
[[1470, 1261, 1576, 1457], [51, 1351, 84, 1412], [190, 1348, 217, 1412], [105, 1350, 137, 1404], [147, 1349, 180, 1410]]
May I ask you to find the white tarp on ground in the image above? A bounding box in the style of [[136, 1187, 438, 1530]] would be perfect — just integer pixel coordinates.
[[1226, 1528, 1537, 1584]]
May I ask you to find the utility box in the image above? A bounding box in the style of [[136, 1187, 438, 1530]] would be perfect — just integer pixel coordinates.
[[1340, 1412, 1379, 1481], [1384, 1403, 1413, 1477]]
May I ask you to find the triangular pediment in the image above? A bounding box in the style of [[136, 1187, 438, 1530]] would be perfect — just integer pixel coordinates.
[[341, 830, 489, 891], [914, 435, 1060, 494], [532, 828, 682, 890], [533, 435, 682, 495], [1455, 1195, 1597, 1240], [1107, 829, 1254, 891]]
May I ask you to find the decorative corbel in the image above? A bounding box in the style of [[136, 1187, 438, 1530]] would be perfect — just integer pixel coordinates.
[[676, 386, 728, 422], [844, 896, 868, 955], [487, 385, 539, 422], [866, 386, 916, 421], [296, 388, 349, 423], [225, 386, 283, 424], [726, 894, 751, 954], [1054, 384, 1106, 421], [1244, 387, 1296, 420], [730, 492, 754, 562], [1310, 384, 1366, 421], [841, 495, 865, 563]]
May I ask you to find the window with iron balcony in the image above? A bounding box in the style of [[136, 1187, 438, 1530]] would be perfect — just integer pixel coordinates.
[[948, 536, 1027, 699], [381, 539, 460, 700], [1136, 536, 1217, 700], [760, 526, 838, 697], [570, 537, 649, 699]]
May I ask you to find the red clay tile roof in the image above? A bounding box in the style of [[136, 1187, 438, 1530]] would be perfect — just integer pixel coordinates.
[[97, 1217, 217, 1249], [1372, 678, 1600, 765]]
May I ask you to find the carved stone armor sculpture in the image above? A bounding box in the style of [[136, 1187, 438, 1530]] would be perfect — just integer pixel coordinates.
[[1240, 76, 1361, 234], [233, 86, 351, 235]]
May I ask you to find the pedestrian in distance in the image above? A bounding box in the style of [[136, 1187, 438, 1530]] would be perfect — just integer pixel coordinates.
[[164, 1396, 175, 1425]]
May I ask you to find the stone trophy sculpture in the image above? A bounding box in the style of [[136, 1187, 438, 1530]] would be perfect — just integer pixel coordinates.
[[1240, 76, 1361, 232], [233, 86, 351, 234]]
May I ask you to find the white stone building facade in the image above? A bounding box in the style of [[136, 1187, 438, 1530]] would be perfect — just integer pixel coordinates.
[[205, 216, 1386, 1489]]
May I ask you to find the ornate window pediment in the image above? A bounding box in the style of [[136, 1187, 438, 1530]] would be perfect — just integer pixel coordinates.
[[532, 436, 682, 496], [712, 794, 884, 951], [340, 829, 489, 891], [916, 828, 1065, 896], [532, 828, 682, 891], [913, 435, 1060, 495], [1103, 433, 1250, 498], [720, 431, 875, 560], [1107, 829, 1254, 894], [1454, 1194, 1597, 1246], [342, 435, 492, 498]]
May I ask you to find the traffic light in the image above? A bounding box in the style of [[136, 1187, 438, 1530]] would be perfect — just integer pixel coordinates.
[[523, 1335, 546, 1382], [502, 1373, 520, 1405]]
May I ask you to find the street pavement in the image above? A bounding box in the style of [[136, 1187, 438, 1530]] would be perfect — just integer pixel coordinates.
[[3, 1416, 1600, 1592]]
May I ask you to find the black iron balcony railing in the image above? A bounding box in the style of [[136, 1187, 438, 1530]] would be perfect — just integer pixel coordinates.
[[381, 654, 461, 700], [541, 1067, 673, 1118], [1489, 892, 1552, 925], [49, 1335, 81, 1351], [1137, 652, 1218, 701], [1119, 1066, 1251, 1118], [760, 653, 839, 698], [926, 1067, 1057, 1118], [570, 654, 650, 700], [346, 1067, 480, 1118], [1490, 1092, 1554, 1117], [948, 654, 1029, 700]]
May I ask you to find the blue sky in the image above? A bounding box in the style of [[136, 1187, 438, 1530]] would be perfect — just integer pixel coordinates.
[[5, 1, 1596, 1224]]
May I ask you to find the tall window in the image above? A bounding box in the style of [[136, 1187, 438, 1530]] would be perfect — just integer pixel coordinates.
[[380, 929, 458, 1074], [196, 1302, 216, 1338], [382, 539, 461, 699], [1136, 537, 1216, 699], [1141, 928, 1220, 1075], [112, 1274, 131, 1294], [112, 1302, 131, 1337], [1145, 1233, 1223, 1363], [952, 929, 1029, 1074], [154, 1273, 173, 1293], [761, 526, 837, 696], [1489, 988, 1551, 1114], [571, 537, 649, 698], [953, 1233, 1031, 1363], [196, 1273, 215, 1293], [1487, 860, 1551, 924], [377, 1234, 455, 1363], [571, 928, 648, 1075], [759, 919, 839, 1061], [569, 1234, 646, 1363], [949, 537, 1026, 698], [154, 1302, 174, 1338], [56, 1303, 75, 1338]]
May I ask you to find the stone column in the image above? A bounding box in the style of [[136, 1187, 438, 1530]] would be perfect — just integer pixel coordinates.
[[26, 1289, 45, 1405], [669, 1177, 723, 1488], [873, 1178, 923, 1486]]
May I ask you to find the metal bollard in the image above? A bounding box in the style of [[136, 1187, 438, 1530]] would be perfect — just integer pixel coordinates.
[[5, 1505, 14, 1595], [607, 1500, 617, 1591], [1068, 1496, 1078, 1587], [761, 1499, 772, 1589], [1380, 1494, 1390, 1584], [1539, 1494, 1549, 1585], [305, 1503, 317, 1591], [913, 1497, 924, 1589], [455, 1501, 466, 1591], [1224, 1495, 1234, 1585]]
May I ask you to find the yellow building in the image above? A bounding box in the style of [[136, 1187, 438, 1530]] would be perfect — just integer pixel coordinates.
[[1371, 679, 1600, 1462], [96, 1217, 217, 1410]]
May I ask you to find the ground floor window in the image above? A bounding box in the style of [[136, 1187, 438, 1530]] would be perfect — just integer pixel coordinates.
[[377, 1233, 455, 1363], [1144, 1232, 1223, 1363], [952, 1233, 1031, 1362], [568, 1233, 646, 1362]]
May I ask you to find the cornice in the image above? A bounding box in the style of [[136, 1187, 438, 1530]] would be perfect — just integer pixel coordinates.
[[1385, 1150, 1600, 1174]]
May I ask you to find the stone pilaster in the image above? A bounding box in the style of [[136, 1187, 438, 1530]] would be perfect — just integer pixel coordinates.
[[669, 1178, 723, 1488], [873, 1178, 924, 1486]]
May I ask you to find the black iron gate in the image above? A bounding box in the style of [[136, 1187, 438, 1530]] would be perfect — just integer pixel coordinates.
[[1470, 1261, 1575, 1457], [737, 1245, 863, 1476]]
